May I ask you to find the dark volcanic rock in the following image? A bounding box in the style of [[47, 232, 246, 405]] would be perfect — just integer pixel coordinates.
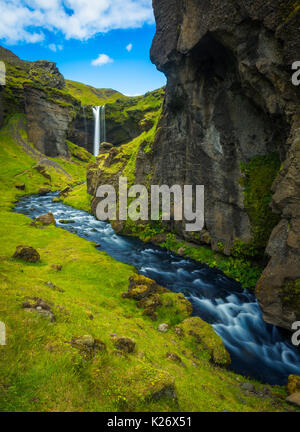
[[149, 0, 300, 330], [24, 84, 74, 157]]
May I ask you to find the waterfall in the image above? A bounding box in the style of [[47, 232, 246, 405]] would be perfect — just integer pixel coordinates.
[[93, 105, 106, 157], [93, 106, 101, 157]]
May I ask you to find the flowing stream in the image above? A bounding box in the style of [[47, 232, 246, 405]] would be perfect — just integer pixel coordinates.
[[15, 193, 300, 385]]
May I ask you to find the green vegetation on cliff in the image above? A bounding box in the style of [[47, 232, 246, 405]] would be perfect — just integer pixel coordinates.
[[239, 153, 281, 256], [65, 80, 123, 106]]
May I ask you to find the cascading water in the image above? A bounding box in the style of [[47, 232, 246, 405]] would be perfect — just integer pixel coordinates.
[[93, 105, 106, 157], [14, 193, 300, 385], [93, 106, 101, 157]]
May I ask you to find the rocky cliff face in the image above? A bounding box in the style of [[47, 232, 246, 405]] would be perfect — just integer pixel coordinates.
[[0, 48, 80, 157], [148, 0, 300, 329]]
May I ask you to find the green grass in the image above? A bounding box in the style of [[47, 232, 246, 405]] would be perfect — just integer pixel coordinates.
[[65, 80, 123, 106], [62, 183, 92, 213]]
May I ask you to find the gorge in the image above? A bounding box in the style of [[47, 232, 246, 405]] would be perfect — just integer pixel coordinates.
[[0, 0, 300, 413]]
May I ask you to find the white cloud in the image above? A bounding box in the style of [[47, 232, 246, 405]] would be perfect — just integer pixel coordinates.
[[0, 0, 154, 44], [48, 43, 63, 52], [91, 53, 113, 67], [126, 43, 133, 52]]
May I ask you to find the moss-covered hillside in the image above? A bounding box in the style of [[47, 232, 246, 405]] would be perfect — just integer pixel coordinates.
[[65, 80, 123, 106]]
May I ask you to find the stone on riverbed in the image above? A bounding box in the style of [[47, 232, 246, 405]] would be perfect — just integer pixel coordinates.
[[38, 187, 51, 195], [35, 212, 56, 226]]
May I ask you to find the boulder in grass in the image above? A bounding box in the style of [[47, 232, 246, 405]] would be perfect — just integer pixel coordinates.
[[71, 335, 106, 358], [158, 323, 169, 333], [111, 336, 136, 353], [38, 187, 51, 196], [36, 212, 56, 226], [13, 245, 40, 263], [22, 298, 55, 322]]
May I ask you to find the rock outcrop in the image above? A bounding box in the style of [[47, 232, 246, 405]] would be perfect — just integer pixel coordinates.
[[24, 84, 75, 157], [148, 0, 300, 330]]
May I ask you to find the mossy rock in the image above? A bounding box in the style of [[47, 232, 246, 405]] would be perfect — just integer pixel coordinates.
[[287, 375, 300, 395], [145, 370, 176, 401], [179, 317, 231, 367], [112, 336, 136, 353]]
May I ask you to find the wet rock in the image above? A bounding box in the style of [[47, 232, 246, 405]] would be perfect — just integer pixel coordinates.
[[286, 393, 300, 407], [36, 212, 56, 226], [177, 248, 186, 256], [158, 323, 169, 333], [59, 220, 76, 224], [111, 220, 126, 234], [13, 245, 40, 263], [287, 375, 300, 395], [38, 187, 51, 196], [111, 336, 136, 353]]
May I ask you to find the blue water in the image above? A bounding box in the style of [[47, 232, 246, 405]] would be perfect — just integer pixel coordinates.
[[14, 193, 300, 385]]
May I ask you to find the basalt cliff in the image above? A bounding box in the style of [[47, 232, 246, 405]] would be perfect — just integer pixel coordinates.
[[87, 0, 300, 331]]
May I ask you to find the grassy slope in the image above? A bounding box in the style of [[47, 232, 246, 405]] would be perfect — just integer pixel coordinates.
[[65, 80, 123, 106], [0, 116, 292, 412]]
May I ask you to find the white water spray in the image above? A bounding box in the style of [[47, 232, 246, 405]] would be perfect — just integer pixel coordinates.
[[93, 105, 106, 157], [93, 106, 101, 157]]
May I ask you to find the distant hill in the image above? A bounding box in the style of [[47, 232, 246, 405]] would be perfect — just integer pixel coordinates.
[[65, 80, 124, 106]]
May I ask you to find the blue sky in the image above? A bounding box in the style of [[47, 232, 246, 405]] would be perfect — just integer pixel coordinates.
[[0, 0, 166, 95]]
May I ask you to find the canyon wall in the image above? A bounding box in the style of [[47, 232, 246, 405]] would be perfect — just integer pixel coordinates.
[[148, 0, 300, 329]]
